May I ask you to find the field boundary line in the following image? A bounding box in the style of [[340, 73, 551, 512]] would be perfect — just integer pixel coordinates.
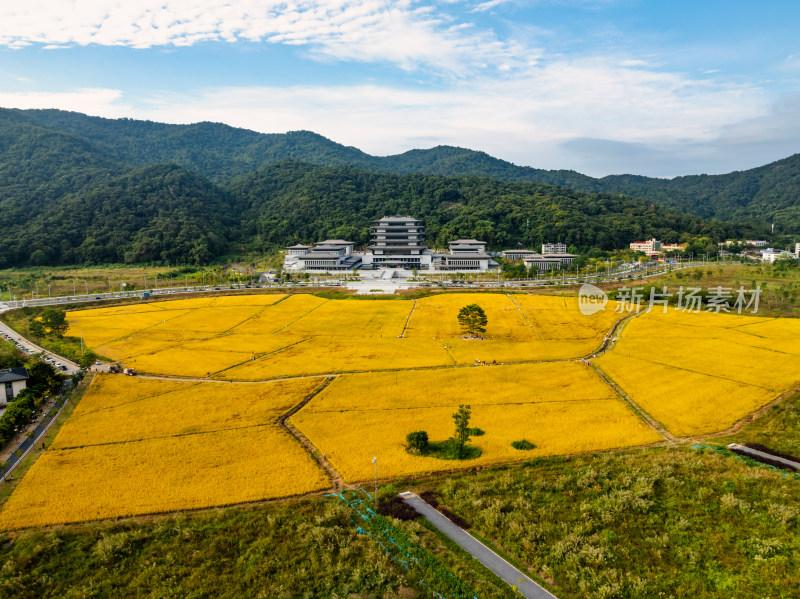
[[209, 337, 313, 378], [591, 362, 677, 443], [220, 298, 273, 335], [507, 293, 544, 341], [584, 311, 637, 360], [278, 376, 345, 490], [72, 378, 205, 419], [93, 307, 199, 350], [609, 352, 778, 390], [272, 297, 328, 334], [51, 420, 297, 451], [399, 299, 417, 337], [584, 310, 677, 441]]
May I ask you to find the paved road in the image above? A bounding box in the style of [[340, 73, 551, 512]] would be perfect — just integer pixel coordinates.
[[0, 308, 81, 375], [399, 492, 558, 599]]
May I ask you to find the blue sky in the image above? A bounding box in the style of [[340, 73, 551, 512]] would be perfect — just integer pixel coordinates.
[[1, 0, 798, 177]]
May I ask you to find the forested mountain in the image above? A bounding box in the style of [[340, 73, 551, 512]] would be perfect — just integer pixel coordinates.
[[0, 164, 235, 267], [234, 161, 738, 252], [0, 107, 786, 267], [4, 108, 800, 224]]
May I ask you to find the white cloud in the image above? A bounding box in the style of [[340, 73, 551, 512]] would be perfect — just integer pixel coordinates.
[[0, 1, 520, 75], [0, 55, 788, 177], [132, 58, 770, 175], [0, 88, 130, 115]]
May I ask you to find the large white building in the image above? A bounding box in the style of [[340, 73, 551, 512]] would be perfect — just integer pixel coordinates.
[[523, 253, 576, 271], [284, 239, 362, 272], [362, 216, 434, 270], [283, 216, 503, 273], [434, 239, 497, 271]]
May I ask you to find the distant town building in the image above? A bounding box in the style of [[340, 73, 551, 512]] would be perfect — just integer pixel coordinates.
[[722, 240, 768, 248], [362, 216, 433, 270], [434, 239, 497, 271], [541, 242, 568, 255], [523, 253, 576, 271], [795, 242, 800, 257], [1, 367, 28, 405], [629, 238, 686, 257], [760, 248, 797, 264], [502, 249, 541, 261]]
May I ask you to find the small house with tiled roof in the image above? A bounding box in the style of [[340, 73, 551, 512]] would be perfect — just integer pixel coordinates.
[[1, 367, 29, 404]]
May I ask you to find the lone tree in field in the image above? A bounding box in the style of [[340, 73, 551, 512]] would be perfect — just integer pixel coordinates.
[[457, 304, 487, 337], [451, 404, 472, 459]]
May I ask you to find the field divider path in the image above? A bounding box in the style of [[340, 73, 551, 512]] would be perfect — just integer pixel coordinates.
[[272, 297, 327, 334], [584, 310, 638, 360], [508, 293, 542, 340], [590, 362, 676, 443], [278, 376, 344, 490], [209, 337, 313, 378], [580, 308, 679, 441], [220, 301, 282, 334], [399, 299, 416, 337]]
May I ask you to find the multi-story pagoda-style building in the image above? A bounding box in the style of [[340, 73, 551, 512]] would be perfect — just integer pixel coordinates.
[[362, 216, 433, 270]]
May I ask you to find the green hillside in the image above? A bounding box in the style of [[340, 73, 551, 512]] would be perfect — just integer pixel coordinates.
[[0, 108, 783, 267]]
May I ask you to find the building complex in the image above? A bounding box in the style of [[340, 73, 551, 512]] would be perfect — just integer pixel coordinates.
[[284, 216, 570, 273]]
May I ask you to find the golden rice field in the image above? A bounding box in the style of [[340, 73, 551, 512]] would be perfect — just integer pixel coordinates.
[[68, 293, 619, 378], [595, 308, 800, 436], [0, 375, 329, 529], [4, 291, 800, 528], [290, 362, 662, 480]]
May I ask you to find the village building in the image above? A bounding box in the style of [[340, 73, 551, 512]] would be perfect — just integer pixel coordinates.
[[1, 367, 29, 405]]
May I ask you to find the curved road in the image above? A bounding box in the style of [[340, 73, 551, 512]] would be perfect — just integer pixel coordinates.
[[0, 306, 81, 375]]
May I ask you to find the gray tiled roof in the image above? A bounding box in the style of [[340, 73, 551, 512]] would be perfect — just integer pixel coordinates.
[[0, 367, 29, 383]]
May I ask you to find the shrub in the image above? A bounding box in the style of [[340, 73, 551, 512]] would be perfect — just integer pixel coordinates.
[[406, 431, 429, 452], [511, 440, 536, 450]]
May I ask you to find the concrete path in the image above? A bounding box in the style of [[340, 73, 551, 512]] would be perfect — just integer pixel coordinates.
[[399, 492, 557, 599], [727, 443, 800, 471]]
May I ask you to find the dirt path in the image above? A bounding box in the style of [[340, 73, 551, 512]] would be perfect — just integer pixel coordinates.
[[276, 376, 346, 491]]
